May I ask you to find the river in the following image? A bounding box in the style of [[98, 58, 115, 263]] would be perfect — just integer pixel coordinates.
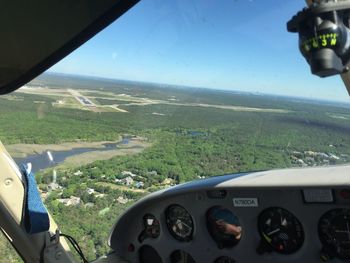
[[14, 138, 130, 173]]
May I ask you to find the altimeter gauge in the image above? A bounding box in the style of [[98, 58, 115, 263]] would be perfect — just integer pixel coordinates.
[[165, 204, 194, 242]]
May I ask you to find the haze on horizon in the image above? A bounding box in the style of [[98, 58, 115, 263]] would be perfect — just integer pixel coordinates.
[[48, 0, 350, 103]]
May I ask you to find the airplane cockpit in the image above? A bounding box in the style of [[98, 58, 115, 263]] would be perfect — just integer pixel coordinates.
[[109, 165, 350, 263], [1, 1, 350, 263]]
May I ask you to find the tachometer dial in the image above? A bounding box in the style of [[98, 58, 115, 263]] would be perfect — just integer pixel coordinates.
[[319, 209, 350, 259], [166, 204, 194, 242], [258, 207, 304, 254]]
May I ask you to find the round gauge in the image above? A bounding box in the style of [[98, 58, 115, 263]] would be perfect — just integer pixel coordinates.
[[258, 207, 304, 254], [138, 214, 161, 243], [165, 204, 194, 242], [206, 206, 242, 248], [318, 208, 350, 259], [170, 250, 195, 263]]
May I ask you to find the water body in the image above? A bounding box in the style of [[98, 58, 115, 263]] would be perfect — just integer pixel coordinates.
[[121, 137, 130, 144], [14, 140, 128, 173], [175, 130, 207, 137], [188, 131, 206, 137]]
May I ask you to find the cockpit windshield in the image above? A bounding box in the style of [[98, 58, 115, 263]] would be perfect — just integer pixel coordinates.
[[1, 0, 349, 261]]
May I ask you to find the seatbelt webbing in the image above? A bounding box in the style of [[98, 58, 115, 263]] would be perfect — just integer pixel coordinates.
[[21, 164, 50, 234]]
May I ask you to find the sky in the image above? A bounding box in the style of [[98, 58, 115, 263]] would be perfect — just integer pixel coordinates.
[[48, 0, 350, 102]]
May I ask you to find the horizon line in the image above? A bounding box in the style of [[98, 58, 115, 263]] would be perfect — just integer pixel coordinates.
[[41, 71, 350, 106]]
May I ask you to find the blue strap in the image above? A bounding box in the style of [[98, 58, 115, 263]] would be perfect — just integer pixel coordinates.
[[21, 164, 50, 234]]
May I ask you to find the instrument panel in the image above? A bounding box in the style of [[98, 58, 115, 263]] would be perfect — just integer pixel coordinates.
[[109, 166, 350, 263]]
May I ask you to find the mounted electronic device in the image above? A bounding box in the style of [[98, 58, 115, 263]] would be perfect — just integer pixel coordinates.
[[287, 0, 350, 95]]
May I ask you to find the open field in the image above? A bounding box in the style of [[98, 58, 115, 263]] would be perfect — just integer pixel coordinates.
[[17, 85, 290, 114]]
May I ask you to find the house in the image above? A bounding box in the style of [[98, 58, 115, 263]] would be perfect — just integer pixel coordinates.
[[296, 159, 305, 165], [304, 151, 316, 156], [135, 181, 144, 188], [124, 176, 134, 186], [121, 171, 137, 177], [290, 155, 298, 161], [317, 153, 329, 159], [116, 196, 129, 204], [47, 182, 62, 191], [161, 178, 174, 185], [329, 154, 340, 160], [95, 193, 105, 198], [57, 196, 81, 206], [73, 170, 83, 176], [87, 188, 95, 195]]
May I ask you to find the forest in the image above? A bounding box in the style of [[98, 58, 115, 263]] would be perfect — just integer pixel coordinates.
[[1, 74, 350, 262]]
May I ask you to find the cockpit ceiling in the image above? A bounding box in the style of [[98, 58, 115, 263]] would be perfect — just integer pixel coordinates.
[[0, 0, 139, 94]]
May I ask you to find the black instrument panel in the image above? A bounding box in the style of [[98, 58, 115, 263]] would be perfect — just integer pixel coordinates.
[[110, 188, 350, 263]]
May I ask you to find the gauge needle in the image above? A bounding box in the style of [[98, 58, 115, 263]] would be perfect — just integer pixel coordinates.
[[176, 220, 183, 230], [176, 219, 190, 230], [180, 221, 191, 230], [267, 228, 280, 236], [281, 217, 287, 227]]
